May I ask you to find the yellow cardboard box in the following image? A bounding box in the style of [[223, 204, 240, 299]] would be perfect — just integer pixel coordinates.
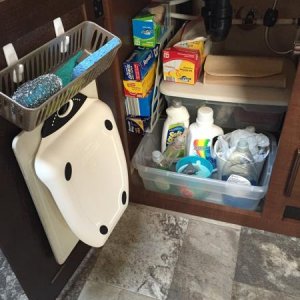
[[123, 62, 157, 98]]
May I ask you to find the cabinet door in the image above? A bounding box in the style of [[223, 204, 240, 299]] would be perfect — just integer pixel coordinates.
[[0, 2, 93, 300], [263, 65, 300, 223], [0, 0, 151, 299]]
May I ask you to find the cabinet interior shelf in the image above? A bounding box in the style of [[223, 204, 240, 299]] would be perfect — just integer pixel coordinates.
[[160, 59, 296, 107]]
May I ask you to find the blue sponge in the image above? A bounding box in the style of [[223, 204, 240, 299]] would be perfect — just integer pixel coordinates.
[[72, 37, 121, 79]]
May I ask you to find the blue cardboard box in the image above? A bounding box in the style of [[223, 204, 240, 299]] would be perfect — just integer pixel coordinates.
[[125, 88, 154, 117], [123, 46, 159, 81], [126, 116, 151, 135]]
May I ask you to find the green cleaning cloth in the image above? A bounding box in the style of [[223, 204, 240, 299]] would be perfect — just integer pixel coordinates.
[[55, 50, 83, 87]]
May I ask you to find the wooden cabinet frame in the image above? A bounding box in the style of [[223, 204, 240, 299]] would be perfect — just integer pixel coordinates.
[[102, 3, 300, 238], [0, 0, 299, 299]]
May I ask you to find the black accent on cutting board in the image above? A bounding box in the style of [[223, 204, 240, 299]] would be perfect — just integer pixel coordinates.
[[41, 93, 87, 138], [122, 191, 127, 205], [65, 162, 72, 181], [99, 225, 108, 235], [105, 120, 113, 130]]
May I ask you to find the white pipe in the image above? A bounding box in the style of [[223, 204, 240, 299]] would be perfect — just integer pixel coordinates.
[[170, 12, 199, 20], [169, 13, 297, 25], [264, 0, 294, 55], [168, 0, 192, 6]]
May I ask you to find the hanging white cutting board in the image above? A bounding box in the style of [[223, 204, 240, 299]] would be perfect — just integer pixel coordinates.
[[12, 125, 79, 265], [34, 94, 128, 247]]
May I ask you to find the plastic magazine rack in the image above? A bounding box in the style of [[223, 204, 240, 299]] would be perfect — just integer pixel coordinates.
[[0, 20, 121, 130]]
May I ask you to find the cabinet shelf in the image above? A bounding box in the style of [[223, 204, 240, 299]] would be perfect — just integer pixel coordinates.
[[160, 59, 296, 106]]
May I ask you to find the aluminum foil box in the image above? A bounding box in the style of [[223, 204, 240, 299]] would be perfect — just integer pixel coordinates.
[[123, 45, 159, 81]]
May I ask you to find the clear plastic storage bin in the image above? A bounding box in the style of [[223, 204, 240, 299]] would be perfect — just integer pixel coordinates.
[[165, 96, 286, 132], [132, 119, 277, 211]]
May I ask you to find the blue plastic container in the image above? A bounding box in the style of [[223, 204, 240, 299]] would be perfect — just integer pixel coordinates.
[[176, 156, 213, 178]]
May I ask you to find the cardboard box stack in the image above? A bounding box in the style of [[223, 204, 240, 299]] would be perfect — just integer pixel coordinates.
[[123, 3, 168, 134]]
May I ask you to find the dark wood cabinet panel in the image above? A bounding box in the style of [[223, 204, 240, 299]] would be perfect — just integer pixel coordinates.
[[1, 0, 300, 299], [0, 0, 152, 299], [0, 1, 93, 300], [263, 66, 300, 222], [286, 148, 300, 200]]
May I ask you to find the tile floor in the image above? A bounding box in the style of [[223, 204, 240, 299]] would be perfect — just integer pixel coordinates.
[[1, 203, 300, 300], [61, 203, 300, 300]]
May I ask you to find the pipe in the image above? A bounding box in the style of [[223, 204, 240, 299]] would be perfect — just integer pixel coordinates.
[[232, 18, 298, 26]]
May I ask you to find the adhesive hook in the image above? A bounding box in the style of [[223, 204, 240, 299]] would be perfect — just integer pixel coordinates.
[[53, 17, 70, 53], [3, 43, 24, 83]]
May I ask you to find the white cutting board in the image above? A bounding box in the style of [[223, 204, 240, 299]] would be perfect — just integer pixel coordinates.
[[34, 96, 128, 247], [12, 125, 79, 265]]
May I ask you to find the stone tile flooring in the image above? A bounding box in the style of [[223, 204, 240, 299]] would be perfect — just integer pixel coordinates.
[[0, 249, 27, 300], [2, 203, 300, 300], [68, 203, 300, 300]]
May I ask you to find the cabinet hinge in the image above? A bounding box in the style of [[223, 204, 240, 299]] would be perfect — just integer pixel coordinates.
[[93, 0, 104, 18]]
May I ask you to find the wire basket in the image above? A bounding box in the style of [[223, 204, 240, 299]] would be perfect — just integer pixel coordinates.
[[0, 21, 121, 131]]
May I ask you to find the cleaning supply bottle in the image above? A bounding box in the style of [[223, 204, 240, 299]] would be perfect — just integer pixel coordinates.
[[152, 151, 169, 170], [163, 133, 186, 165], [161, 99, 190, 153], [153, 134, 187, 171], [221, 139, 258, 186], [186, 106, 223, 169]]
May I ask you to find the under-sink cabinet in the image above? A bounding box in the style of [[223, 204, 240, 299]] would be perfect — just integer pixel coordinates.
[[0, 1, 300, 300]]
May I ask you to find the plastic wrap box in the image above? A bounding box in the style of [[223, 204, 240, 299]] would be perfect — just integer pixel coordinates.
[[125, 88, 154, 117], [132, 120, 277, 210], [165, 96, 286, 132], [123, 46, 159, 81], [123, 62, 157, 98]]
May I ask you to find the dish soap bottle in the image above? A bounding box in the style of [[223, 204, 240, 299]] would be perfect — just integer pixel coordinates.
[[163, 133, 187, 165], [221, 139, 258, 186], [186, 106, 223, 169], [153, 134, 187, 171], [152, 151, 169, 170], [161, 99, 190, 153]]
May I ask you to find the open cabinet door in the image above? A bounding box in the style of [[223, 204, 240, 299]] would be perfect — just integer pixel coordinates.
[[0, 0, 148, 299]]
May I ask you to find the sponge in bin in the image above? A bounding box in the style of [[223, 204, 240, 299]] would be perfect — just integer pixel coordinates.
[[55, 50, 83, 87], [12, 74, 62, 108], [72, 37, 121, 79]]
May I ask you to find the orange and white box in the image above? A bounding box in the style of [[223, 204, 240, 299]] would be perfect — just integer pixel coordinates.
[[163, 47, 201, 85]]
